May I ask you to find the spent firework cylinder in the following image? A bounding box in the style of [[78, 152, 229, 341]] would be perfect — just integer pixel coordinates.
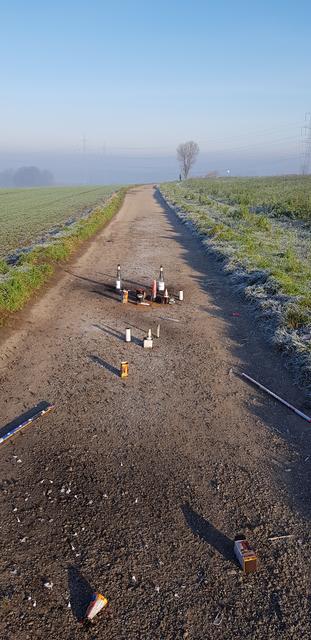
[[143, 329, 153, 348], [136, 288, 145, 303], [120, 361, 129, 378], [85, 593, 109, 621], [152, 279, 157, 300], [125, 328, 131, 342], [122, 289, 129, 303], [178, 290, 184, 301], [156, 324, 160, 338], [234, 536, 257, 574]]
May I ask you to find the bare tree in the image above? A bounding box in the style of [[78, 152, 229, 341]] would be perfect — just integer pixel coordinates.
[[177, 141, 199, 179]]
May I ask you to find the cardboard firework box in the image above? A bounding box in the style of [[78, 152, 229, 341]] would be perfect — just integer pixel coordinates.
[[234, 535, 257, 574], [120, 361, 129, 378]]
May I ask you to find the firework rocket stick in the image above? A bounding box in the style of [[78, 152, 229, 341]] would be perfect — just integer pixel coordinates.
[[240, 372, 311, 423], [0, 404, 55, 445]]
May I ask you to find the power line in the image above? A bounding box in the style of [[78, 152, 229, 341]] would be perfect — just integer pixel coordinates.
[[208, 135, 298, 155], [199, 122, 301, 146], [301, 112, 311, 174]]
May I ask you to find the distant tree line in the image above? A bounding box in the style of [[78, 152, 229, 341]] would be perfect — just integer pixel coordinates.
[[0, 166, 54, 188]]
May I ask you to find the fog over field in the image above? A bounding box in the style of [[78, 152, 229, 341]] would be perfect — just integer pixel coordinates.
[[0, 149, 301, 185]]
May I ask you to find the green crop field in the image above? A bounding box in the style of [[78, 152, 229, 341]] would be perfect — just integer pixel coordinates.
[[0, 185, 118, 258], [0, 188, 126, 322]]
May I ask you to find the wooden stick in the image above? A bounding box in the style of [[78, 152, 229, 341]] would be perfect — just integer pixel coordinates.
[[240, 372, 311, 423], [0, 404, 55, 445], [268, 534, 294, 541]]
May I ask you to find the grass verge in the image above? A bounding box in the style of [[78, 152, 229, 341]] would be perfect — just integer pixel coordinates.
[[160, 182, 311, 389], [0, 188, 126, 324]]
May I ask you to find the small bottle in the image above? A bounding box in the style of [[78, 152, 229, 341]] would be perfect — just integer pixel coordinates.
[[158, 266, 165, 293], [116, 264, 121, 291], [164, 288, 169, 304]]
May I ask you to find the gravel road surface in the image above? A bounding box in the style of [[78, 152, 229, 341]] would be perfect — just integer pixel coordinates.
[[0, 185, 311, 639]]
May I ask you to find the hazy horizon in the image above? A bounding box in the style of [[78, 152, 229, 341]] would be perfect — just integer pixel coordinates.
[[0, 145, 304, 186]]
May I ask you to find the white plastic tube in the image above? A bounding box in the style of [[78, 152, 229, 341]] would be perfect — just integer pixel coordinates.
[[241, 372, 311, 423]]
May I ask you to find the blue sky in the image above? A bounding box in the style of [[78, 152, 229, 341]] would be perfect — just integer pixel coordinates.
[[1, 0, 310, 178]]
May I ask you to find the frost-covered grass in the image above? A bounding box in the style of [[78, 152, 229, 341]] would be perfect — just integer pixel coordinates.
[[183, 175, 311, 220], [160, 179, 311, 387]]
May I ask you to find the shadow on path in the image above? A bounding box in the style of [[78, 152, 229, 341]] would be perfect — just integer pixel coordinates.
[[0, 401, 52, 442], [93, 323, 142, 346], [97, 271, 148, 289], [89, 355, 120, 377], [67, 565, 93, 622], [181, 502, 233, 562]]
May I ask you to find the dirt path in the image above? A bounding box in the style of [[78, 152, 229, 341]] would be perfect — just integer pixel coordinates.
[[0, 185, 311, 639]]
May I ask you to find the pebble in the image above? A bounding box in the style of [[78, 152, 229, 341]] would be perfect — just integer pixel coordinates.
[[44, 582, 53, 589]]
